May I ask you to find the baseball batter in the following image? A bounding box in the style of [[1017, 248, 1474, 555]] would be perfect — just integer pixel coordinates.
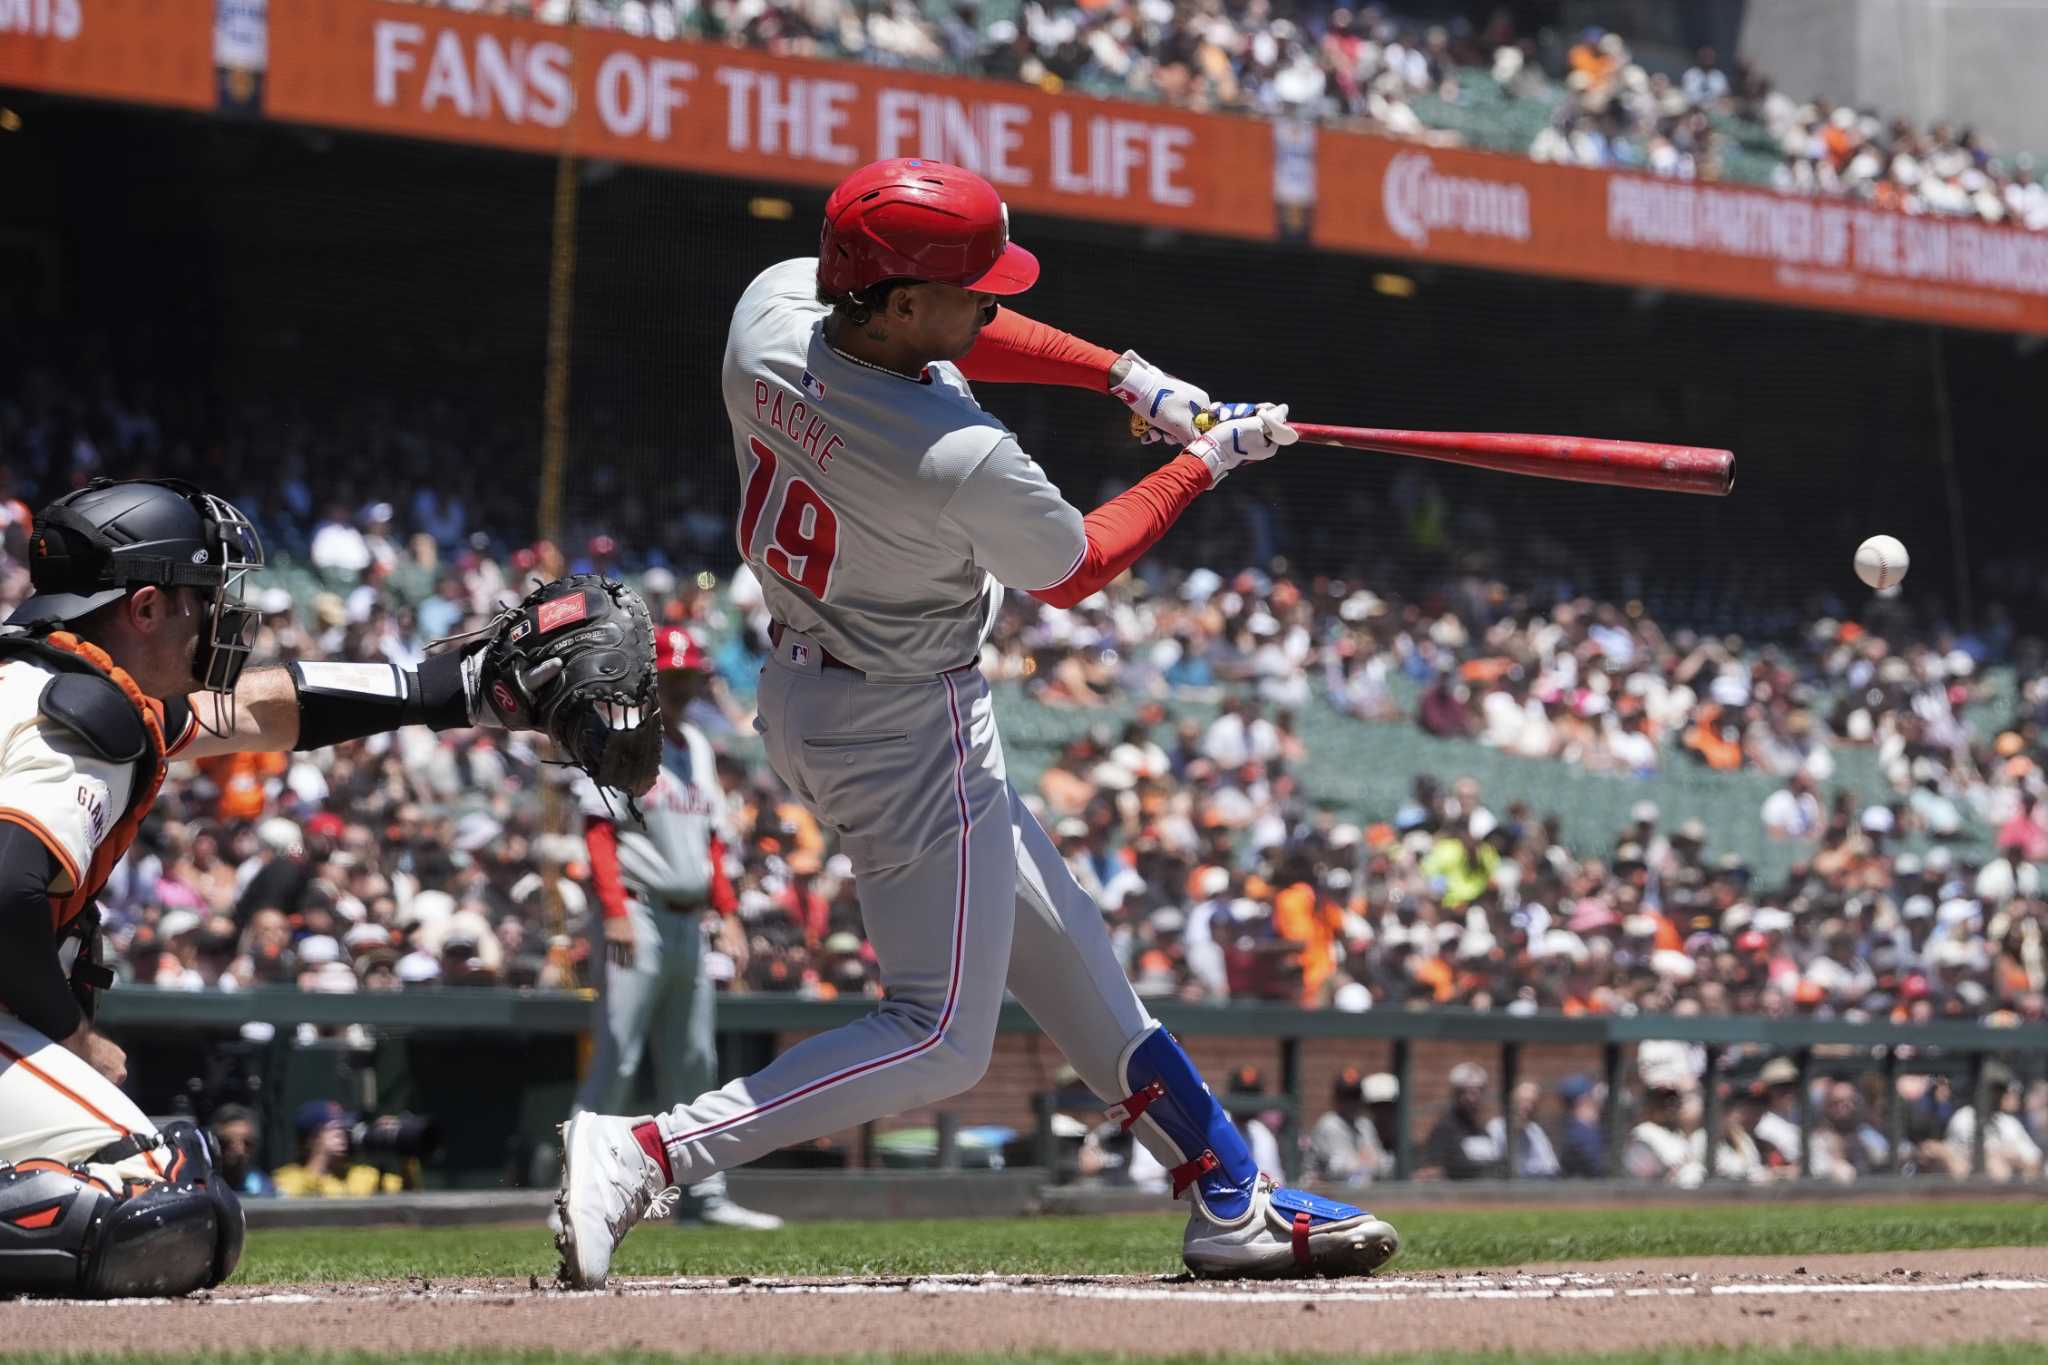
[[569, 624, 780, 1230], [557, 157, 1398, 1286], [0, 478, 651, 1298]]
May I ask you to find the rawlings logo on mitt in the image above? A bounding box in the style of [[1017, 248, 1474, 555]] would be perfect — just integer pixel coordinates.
[[476, 574, 660, 798]]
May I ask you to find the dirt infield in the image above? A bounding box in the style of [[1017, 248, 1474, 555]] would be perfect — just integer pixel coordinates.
[[10, 1249, 2048, 1356]]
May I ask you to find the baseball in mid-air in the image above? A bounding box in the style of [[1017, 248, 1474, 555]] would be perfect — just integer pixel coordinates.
[[1854, 534, 1909, 591]]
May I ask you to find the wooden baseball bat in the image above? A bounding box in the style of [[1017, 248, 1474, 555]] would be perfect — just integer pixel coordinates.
[[1128, 412, 1734, 497]]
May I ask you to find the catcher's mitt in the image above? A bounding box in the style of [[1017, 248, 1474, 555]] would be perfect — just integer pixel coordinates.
[[476, 574, 660, 798]]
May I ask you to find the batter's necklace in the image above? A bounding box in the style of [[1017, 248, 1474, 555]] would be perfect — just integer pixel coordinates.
[[824, 325, 930, 383]]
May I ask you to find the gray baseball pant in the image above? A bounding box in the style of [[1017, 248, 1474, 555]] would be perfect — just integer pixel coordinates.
[[642, 626, 1182, 1180]]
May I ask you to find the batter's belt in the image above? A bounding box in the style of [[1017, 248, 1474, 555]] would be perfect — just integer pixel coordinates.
[[768, 621, 975, 681]]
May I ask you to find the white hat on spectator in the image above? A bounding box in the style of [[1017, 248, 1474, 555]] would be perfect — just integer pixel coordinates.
[[259, 587, 294, 617], [1338, 590, 1384, 622], [1650, 949, 1694, 981], [1721, 906, 1753, 934], [396, 951, 441, 984], [1622, 913, 1659, 939], [1054, 817, 1089, 841], [1180, 567, 1222, 602], [640, 566, 677, 596], [1630, 800, 1660, 825], [296, 934, 344, 966], [1538, 929, 1589, 964], [345, 923, 392, 951], [1435, 922, 1463, 946], [1861, 806, 1895, 835], [1195, 866, 1230, 899], [1402, 830, 1435, 859], [1937, 897, 1981, 927], [308, 960, 358, 994], [1925, 846, 1955, 873], [157, 909, 203, 942], [1332, 981, 1374, 1013], [1328, 823, 1362, 849], [258, 818, 304, 856], [431, 909, 503, 971], [826, 853, 854, 881], [402, 889, 457, 931], [1931, 938, 1975, 969], [1456, 929, 1496, 961], [454, 812, 502, 853], [1752, 908, 1794, 934], [1149, 907, 1186, 935], [1362, 1072, 1400, 1103], [1468, 808, 1497, 840]]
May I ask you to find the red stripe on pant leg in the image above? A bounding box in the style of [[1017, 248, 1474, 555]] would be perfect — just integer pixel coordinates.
[[662, 675, 977, 1147], [0, 1040, 165, 1178]]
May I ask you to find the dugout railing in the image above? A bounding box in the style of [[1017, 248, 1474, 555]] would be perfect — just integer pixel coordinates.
[[97, 990, 2046, 1189]]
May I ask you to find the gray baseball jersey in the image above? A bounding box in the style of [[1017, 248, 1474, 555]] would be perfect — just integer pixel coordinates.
[[721, 258, 1086, 679], [574, 726, 727, 906]]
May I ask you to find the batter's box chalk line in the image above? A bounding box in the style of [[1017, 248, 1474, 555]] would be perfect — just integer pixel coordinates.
[[22, 1271, 2048, 1309]]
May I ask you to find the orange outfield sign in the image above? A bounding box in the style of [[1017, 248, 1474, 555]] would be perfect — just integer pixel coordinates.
[[8, 0, 2047, 332], [0, 0, 214, 110], [261, 0, 1275, 241], [1312, 133, 2048, 334]]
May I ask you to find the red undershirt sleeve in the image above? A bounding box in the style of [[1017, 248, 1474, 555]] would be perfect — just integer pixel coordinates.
[[956, 307, 1119, 389], [585, 818, 631, 921], [707, 835, 738, 917], [1029, 453, 1214, 609]]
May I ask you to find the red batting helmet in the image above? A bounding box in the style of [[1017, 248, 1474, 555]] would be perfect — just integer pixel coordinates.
[[818, 158, 1039, 298], [654, 626, 708, 673]]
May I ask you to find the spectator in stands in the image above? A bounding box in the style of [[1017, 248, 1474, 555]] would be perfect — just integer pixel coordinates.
[[1310, 1066, 1392, 1186], [1625, 1078, 1705, 1186], [1945, 1066, 2045, 1182], [207, 1103, 277, 1198], [1485, 1080, 1561, 1179], [1555, 1073, 1609, 1178], [271, 1101, 404, 1197], [1762, 771, 1824, 841], [1417, 1062, 1500, 1180]]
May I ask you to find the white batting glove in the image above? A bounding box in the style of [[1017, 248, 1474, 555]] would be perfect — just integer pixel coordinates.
[[1111, 351, 1213, 446], [1188, 403, 1298, 484]]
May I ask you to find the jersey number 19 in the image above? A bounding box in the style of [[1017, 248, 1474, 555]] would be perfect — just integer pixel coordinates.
[[736, 435, 840, 599]]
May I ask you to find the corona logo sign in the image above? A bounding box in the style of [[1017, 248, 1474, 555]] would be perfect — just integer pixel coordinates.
[[1381, 151, 1532, 250]]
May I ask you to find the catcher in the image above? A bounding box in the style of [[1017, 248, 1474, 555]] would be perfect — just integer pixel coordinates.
[[0, 477, 655, 1298]]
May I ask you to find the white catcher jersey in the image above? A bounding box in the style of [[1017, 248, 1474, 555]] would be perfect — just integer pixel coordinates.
[[0, 657, 136, 896], [575, 725, 729, 906], [721, 259, 1086, 679]]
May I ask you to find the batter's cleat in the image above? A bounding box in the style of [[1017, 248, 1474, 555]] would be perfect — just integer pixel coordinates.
[[553, 1114, 678, 1290], [691, 1194, 785, 1231], [1181, 1174, 1399, 1279]]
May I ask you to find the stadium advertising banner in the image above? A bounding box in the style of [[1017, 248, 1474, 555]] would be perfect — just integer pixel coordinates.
[[1313, 134, 2048, 334], [7, 0, 2047, 330], [0, 0, 214, 110], [259, 0, 1273, 241]]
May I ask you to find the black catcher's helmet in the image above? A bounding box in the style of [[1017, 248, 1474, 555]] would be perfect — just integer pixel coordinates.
[[10, 478, 266, 703]]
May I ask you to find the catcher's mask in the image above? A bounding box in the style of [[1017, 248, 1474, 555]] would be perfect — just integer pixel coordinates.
[[11, 477, 266, 734]]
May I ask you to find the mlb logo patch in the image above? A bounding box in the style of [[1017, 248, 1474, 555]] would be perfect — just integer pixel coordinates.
[[791, 643, 811, 665], [536, 594, 589, 634], [800, 369, 828, 401]]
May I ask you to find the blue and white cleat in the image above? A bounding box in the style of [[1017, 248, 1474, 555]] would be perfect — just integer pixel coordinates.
[[1181, 1173, 1399, 1278]]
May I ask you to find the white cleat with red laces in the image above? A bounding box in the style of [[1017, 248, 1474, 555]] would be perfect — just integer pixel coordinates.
[[553, 1113, 678, 1290]]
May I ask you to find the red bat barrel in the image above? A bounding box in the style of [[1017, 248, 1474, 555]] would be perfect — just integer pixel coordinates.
[[1289, 425, 1735, 497]]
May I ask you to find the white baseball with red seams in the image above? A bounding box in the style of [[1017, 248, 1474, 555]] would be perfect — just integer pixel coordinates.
[[1854, 534, 1909, 591]]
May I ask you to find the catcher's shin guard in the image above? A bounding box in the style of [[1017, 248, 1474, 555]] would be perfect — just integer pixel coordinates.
[[1109, 1026, 1260, 1223], [0, 1122, 243, 1299]]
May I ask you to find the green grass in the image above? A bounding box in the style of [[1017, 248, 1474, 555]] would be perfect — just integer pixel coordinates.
[[12, 1350, 2048, 1365], [233, 1200, 2048, 1284]]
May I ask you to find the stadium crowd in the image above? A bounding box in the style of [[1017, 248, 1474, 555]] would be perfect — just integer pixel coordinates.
[[405, 0, 2048, 230]]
